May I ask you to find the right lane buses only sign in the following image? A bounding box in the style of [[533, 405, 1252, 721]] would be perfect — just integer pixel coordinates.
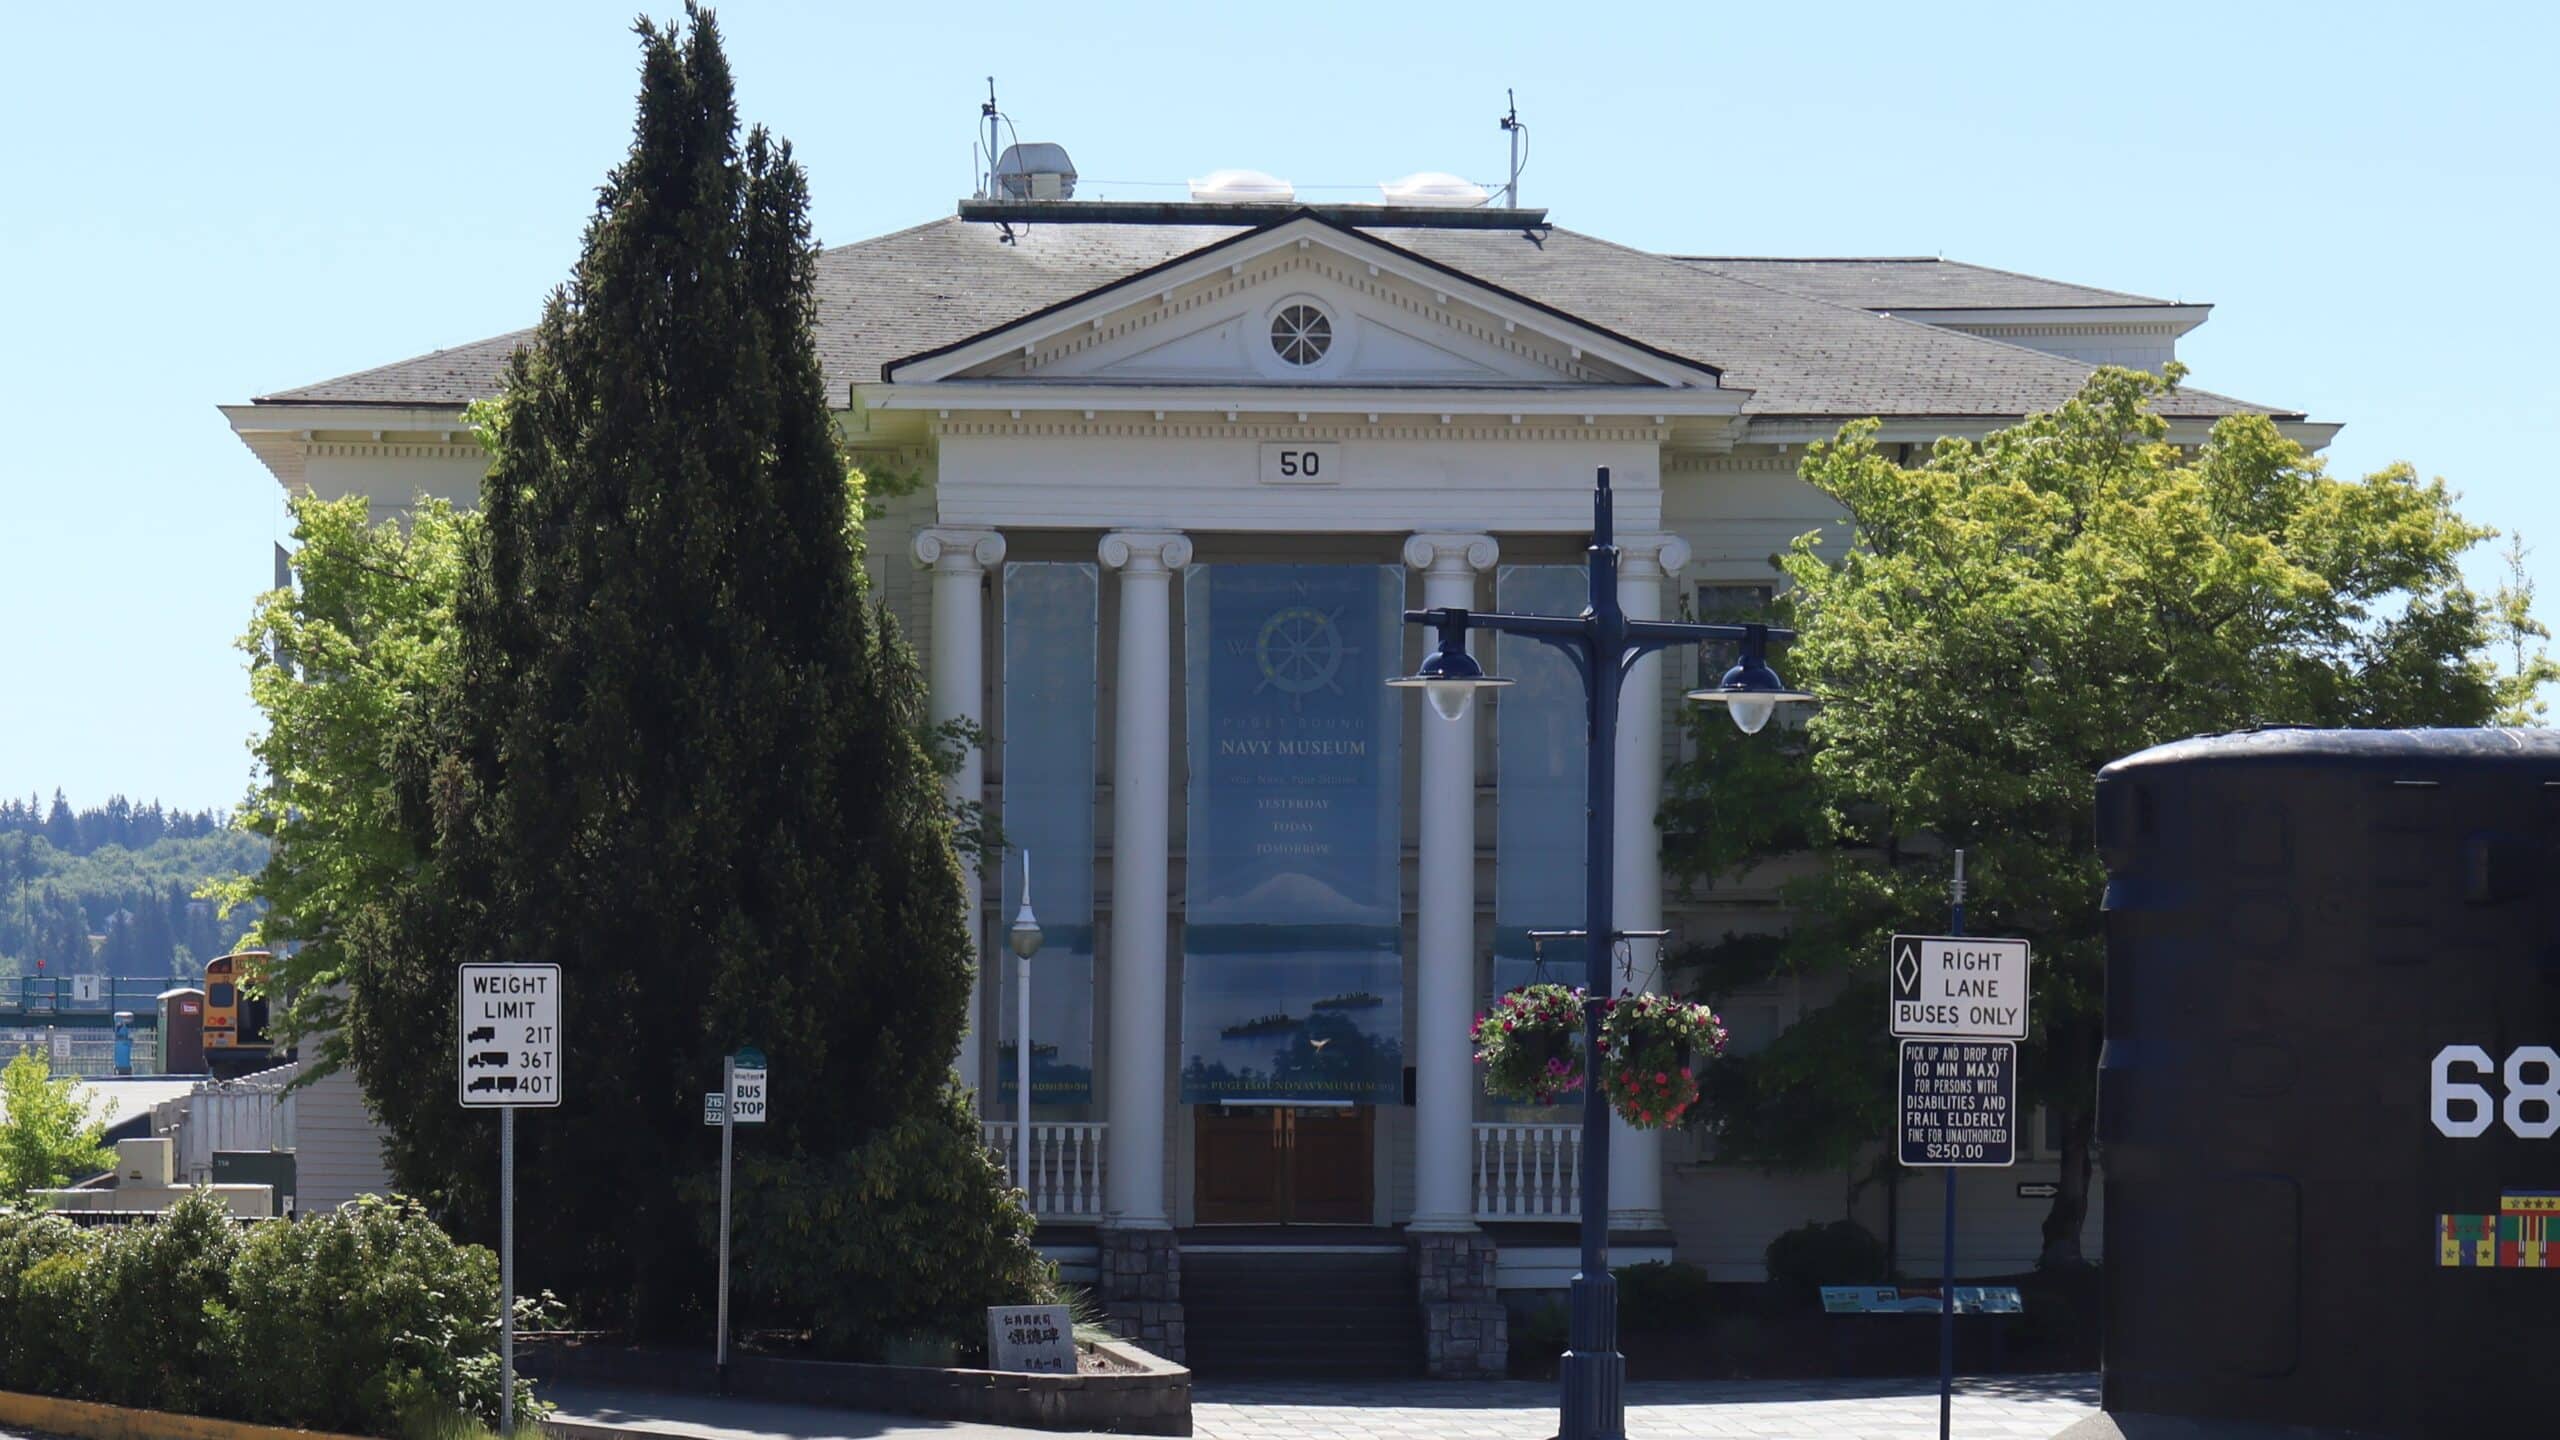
[[1890, 934, 2031, 1039]]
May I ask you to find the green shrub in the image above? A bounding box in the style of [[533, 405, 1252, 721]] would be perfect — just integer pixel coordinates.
[[721, 1086, 1055, 1361], [16, 1244, 100, 1398], [1763, 1218, 1888, 1300], [0, 1209, 97, 1390], [231, 1194, 542, 1438], [1614, 1259, 1716, 1333], [1507, 1296, 1569, 1377], [87, 1191, 244, 1413], [0, 1194, 531, 1440]]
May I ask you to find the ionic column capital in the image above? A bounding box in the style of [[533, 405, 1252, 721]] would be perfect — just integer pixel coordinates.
[[1615, 532, 1693, 582], [1099, 530, 1193, 575], [911, 527, 1007, 574], [1402, 532, 1500, 577]]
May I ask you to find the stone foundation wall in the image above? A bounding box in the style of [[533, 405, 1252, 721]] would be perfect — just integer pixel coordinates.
[[1413, 1230, 1507, 1379], [521, 1336, 1191, 1437], [1100, 1226, 1185, 1363]]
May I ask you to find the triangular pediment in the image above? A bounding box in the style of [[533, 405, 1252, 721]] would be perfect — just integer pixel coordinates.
[[882, 216, 1722, 392]]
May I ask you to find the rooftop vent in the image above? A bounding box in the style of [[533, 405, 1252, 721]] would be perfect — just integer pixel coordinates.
[[992, 142, 1077, 201], [1379, 171, 1487, 207], [1189, 168, 1295, 204]]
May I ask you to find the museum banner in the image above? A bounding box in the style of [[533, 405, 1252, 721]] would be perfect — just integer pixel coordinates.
[[1181, 563, 1405, 1105], [999, 562, 1097, 1104]]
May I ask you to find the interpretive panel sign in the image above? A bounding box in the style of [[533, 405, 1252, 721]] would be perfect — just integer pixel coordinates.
[[1181, 564, 1404, 1104]]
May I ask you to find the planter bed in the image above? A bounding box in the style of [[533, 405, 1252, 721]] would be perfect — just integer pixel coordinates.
[[0, 1388, 371, 1440], [521, 1334, 1190, 1436]]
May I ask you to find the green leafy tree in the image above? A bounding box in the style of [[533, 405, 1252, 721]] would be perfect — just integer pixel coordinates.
[[1665, 366, 2540, 1266], [207, 492, 471, 1072], [354, 7, 1044, 1343], [0, 1049, 114, 1198], [2486, 534, 2560, 724]]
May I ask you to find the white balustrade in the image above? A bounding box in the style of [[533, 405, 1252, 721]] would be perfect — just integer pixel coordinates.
[[1473, 1122, 1582, 1220], [982, 1120, 1108, 1219]]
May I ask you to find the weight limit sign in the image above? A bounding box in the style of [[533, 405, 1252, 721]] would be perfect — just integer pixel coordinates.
[[1898, 1039, 2015, 1167]]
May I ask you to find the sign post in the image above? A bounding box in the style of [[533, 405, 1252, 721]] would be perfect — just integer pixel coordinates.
[[716, 1045, 765, 1391], [457, 963, 562, 1440], [1887, 854, 2030, 1440]]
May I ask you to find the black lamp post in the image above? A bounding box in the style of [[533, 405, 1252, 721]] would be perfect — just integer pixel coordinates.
[[1389, 466, 1808, 1440]]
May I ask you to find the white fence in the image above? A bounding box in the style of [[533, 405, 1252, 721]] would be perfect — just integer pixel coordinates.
[[1, 1027, 153, 1079], [982, 1120, 1106, 1220], [1474, 1122, 1581, 1220], [152, 1067, 297, 1183]]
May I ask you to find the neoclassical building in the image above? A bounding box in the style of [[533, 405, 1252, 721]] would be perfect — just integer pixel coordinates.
[[224, 202, 2323, 1373]]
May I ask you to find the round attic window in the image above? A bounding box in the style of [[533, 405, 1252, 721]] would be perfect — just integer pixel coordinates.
[[1270, 304, 1333, 367]]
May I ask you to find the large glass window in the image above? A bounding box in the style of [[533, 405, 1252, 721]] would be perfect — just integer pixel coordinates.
[[999, 562, 1098, 1107], [1693, 582, 1782, 678], [1491, 565, 1589, 1001]]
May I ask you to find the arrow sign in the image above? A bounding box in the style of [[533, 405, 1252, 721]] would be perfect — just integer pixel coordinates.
[[1889, 934, 2031, 1039]]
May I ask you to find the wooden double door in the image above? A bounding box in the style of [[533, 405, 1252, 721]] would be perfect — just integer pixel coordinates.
[[1194, 1105, 1374, 1225]]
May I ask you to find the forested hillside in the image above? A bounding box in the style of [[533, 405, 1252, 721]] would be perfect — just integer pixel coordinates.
[[0, 792, 266, 982]]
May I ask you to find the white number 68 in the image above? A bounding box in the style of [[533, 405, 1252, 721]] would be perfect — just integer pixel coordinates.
[[2432, 1044, 2560, 1139]]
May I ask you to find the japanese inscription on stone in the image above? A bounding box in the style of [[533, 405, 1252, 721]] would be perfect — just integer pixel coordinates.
[[987, 1303, 1075, 1374]]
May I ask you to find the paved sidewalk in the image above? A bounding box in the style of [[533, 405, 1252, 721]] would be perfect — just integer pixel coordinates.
[[543, 1382, 1045, 1439], [1195, 1375, 2098, 1439], [545, 1373, 2100, 1440]]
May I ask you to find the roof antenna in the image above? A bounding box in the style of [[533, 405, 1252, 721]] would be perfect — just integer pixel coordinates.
[[1499, 89, 1526, 208], [978, 78, 1000, 201]]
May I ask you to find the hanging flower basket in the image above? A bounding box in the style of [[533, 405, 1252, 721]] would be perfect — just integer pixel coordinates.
[[1472, 982, 1588, 1105], [1598, 992, 1729, 1130]]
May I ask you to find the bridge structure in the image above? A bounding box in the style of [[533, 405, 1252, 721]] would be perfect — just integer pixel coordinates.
[[0, 976, 182, 1027]]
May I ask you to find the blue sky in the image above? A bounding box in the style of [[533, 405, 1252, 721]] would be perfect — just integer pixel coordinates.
[[3, 1, 2552, 812]]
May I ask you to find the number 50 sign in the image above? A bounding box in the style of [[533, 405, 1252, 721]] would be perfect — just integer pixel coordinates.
[[2431, 1044, 2559, 1139]]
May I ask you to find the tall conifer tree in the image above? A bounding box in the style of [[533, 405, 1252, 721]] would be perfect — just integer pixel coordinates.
[[353, 7, 1038, 1340]]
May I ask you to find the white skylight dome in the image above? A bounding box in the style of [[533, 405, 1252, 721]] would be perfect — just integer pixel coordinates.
[[1379, 172, 1488, 207], [1189, 169, 1296, 204]]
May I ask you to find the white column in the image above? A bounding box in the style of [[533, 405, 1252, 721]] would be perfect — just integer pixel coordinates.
[[912, 528, 1005, 1096], [1100, 530, 1191, 1229], [1405, 533, 1500, 1232], [1609, 532, 1690, 1233]]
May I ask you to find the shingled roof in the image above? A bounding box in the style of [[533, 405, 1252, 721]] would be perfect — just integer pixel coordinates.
[[254, 216, 2291, 422], [1670, 256, 2177, 311]]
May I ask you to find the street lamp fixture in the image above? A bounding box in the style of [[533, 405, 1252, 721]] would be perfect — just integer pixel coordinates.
[[1007, 851, 1042, 1217], [1008, 850, 1044, 961], [1389, 466, 1807, 1440], [1683, 624, 1815, 735], [1386, 609, 1513, 721]]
